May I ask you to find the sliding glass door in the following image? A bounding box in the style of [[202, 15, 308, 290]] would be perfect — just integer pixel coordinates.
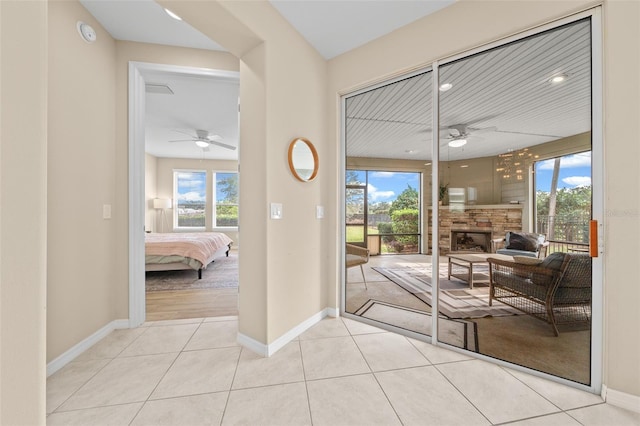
[[344, 71, 434, 336], [436, 17, 593, 385], [342, 11, 599, 389]]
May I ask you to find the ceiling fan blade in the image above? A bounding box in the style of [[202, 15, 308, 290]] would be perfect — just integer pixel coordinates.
[[209, 140, 237, 150], [168, 139, 195, 143], [172, 129, 197, 138], [469, 126, 498, 134]]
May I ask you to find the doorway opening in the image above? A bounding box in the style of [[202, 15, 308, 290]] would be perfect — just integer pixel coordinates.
[[128, 62, 240, 324]]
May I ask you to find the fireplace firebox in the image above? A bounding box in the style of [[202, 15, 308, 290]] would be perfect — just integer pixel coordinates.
[[450, 230, 492, 253]]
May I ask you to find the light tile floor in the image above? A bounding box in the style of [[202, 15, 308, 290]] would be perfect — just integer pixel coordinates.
[[47, 316, 640, 426]]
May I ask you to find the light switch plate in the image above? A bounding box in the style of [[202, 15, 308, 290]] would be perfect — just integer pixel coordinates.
[[103, 204, 112, 219], [316, 205, 324, 219], [270, 203, 283, 219]]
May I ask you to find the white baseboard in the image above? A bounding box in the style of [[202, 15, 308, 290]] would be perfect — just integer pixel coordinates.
[[603, 385, 640, 414], [237, 307, 337, 357], [46, 319, 129, 377]]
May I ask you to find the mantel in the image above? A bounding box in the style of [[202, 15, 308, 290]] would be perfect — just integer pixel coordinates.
[[427, 204, 523, 210]]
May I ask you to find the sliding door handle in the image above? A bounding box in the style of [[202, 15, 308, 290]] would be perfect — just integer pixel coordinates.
[[589, 220, 598, 258]]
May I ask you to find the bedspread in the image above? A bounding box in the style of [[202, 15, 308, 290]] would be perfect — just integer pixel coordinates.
[[145, 232, 233, 267]]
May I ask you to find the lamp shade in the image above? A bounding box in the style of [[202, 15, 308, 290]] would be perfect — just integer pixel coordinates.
[[153, 198, 172, 209]]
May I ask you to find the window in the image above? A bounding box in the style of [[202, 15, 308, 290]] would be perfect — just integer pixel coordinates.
[[346, 169, 421, 253], [213, 172, 238, 227], [174, 170, 206, 228]]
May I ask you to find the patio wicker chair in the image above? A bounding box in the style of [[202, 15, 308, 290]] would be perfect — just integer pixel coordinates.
[[487, 252, 592, 336], [346, 244, 370, 289]]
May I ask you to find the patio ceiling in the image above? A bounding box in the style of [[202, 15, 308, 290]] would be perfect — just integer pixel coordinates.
[[346, 19, 591, 162]]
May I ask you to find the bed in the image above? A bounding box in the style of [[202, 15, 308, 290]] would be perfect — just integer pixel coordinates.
[[145, 232, 233, 279]]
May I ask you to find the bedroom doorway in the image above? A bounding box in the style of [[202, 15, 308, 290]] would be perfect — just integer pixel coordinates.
[[128, 62, 240, 325]]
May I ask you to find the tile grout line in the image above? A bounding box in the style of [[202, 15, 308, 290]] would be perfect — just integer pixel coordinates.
[[500, 366, 605, 423], [219, 343, 243, 425], [298, 339, 316, 426], [48, 326, 153, 416], [127, 319, 203, 425], [347, 323, 405, 425], [431, 361, 495, 425]]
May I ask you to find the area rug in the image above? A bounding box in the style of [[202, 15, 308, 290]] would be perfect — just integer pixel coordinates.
[[145, 252, 238, 292], [372, 265, 520, 319], [354, 299, 478, 352]]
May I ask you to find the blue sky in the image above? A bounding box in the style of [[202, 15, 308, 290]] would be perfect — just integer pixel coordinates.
[[366, 171, 420, 203], [176, 171, 206, 203], [535, 151, 592, 192]]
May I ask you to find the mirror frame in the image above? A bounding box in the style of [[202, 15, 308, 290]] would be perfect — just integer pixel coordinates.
[[288, 137, 319, 182]]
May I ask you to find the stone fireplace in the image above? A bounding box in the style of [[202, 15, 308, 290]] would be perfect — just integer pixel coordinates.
[[427, 204, 523, 255]]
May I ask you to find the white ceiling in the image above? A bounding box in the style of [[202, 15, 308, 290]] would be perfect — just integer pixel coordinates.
[[142, 69, 239, 161], [269, 0, 456, 59]]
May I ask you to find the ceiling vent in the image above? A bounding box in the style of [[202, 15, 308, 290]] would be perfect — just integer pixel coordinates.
[[145, 83, 174, 95]]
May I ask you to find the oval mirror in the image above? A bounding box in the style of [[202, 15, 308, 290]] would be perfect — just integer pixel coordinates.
[[288, 137, 318, 182]]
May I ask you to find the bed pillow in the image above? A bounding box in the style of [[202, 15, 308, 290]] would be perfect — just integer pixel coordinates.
[[505, 232, 540, 252]]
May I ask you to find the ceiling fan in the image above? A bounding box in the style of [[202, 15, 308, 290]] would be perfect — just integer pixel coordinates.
[[445, 124, 497, 147], [169, 129, 236, 151]]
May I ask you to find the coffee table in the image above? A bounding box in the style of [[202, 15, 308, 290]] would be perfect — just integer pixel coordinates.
[[447, 253, 513, 289]]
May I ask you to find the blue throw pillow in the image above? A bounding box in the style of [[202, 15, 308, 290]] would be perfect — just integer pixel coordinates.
[[540, 252, 566, 271]]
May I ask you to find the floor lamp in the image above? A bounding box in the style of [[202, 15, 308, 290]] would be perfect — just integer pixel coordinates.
[[153, 198, 172, 233]]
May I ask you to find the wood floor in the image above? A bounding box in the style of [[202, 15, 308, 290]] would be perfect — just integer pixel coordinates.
[[146, 287, 238, 321]]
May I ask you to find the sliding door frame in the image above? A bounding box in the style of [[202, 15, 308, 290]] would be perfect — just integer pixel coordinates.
[[340, 7, 603, 394]]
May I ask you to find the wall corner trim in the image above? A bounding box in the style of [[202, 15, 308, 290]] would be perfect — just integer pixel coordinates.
[[603, 385, 640, 414], [46, 319, 130, 377], [237, 307, 338, 357]]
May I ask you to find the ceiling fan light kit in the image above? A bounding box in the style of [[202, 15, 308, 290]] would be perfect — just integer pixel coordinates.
[[168, 129, 236, 151], [448, 139, 467, 148]]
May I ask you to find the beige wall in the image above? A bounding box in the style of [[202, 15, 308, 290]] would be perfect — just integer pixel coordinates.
[[47, 0, 117, 362], [1, 1, 48, 422], [601, 0, 640, 398], [154, 157, 239, 243], [145, 153, 158, 232], [330, 0, 640, 397], [163, 1, 330, 344]]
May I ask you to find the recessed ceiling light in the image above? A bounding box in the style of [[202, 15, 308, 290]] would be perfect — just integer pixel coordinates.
[[549, 73, 568, 84], [460, 165, 469, 168], [164, 8, 182, 21], [448, 139, 467, 148], [424, 162, 432, 166], [405, 149, 416, 154], [439, 83, 453, 92], [195, 141, 209, 148]]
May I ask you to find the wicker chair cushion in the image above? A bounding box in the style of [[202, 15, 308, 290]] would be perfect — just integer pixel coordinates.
[[346, 253, 367, 268], [540, 252, 566, 271]]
